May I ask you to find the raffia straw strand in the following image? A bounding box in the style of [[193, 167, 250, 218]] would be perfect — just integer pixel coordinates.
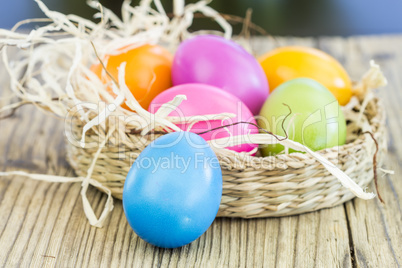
[[80, 127, 115, 227]]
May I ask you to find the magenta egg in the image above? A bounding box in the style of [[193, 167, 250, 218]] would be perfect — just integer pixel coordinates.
[[149, 83, 258, 153], [172, 35, 269, 115]]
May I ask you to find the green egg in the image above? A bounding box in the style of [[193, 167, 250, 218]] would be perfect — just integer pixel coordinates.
[[258, 78, 347, 156]]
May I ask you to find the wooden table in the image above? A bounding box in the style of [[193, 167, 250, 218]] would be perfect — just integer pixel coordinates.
[[0, 35, 401, 267]]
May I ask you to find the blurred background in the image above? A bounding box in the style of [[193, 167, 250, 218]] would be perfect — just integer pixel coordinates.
[[1, 0, 402, 36]]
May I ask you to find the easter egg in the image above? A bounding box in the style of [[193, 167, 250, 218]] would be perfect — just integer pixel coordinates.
[[149, 83, 258, 153], [258, 78, 347, 156], [258, 46, 353, 105], [91, 44, 173, 110], [172, 35, 269, 115], [123, 131, 222, 248]]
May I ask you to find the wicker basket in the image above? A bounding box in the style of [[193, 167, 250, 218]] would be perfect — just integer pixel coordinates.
[[65, 95, 386, 218]]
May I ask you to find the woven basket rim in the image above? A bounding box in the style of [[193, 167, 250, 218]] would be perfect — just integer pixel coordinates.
[[67, 97, 384, 169]]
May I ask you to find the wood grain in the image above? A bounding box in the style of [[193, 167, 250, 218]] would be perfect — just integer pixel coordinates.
[[0, 36, 401, 268]]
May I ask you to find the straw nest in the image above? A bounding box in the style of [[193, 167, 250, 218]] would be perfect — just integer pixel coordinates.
[[0, 0, 388, 225], [66, 92, 387, 218]]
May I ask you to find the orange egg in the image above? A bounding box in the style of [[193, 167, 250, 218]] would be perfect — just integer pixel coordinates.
[[91, 44, 173, 110], [258, 46, 352, 106]]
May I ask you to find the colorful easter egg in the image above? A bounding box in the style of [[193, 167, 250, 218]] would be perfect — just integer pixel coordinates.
[[259, 78, 347, 156], [149, 83, 258, 153], [259, 46, 352, 105], [91, 44, 173, 110], [123, 132, 222, 248], [172, 35, 269, 114]]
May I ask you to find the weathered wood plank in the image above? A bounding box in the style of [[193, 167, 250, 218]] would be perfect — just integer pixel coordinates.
[[319, 35, 402, 268], [356, 36, 402, 267]]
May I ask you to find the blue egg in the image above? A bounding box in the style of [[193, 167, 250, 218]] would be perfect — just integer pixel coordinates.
[[123, 131, 222, 248]]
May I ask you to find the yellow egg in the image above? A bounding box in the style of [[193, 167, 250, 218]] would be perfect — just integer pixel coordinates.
[[259, 46, 353, 105]]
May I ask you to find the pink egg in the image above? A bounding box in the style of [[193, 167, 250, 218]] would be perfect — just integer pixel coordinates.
[[149, 83, 258, 153]]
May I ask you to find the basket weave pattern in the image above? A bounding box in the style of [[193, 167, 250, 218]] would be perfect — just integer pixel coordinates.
[[66, 97, 386, 218]]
